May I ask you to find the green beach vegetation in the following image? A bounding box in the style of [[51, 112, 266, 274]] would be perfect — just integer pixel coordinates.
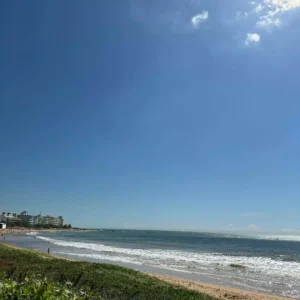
[[0, 244, 219, 300], [0, 275, 101, 299]]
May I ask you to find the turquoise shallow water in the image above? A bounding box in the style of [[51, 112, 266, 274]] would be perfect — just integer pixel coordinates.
[[4, 230, 300, 299]]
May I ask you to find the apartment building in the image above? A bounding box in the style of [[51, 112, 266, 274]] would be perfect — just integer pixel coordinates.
[[1, 212, 20, 224], [1, 210, 65, 227]]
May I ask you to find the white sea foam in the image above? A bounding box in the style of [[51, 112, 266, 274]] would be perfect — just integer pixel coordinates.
[[220, 233, 300, 242], [255, 234, 300, 242], [52, 251, 142, 265], [36, 236, 300, 279], [26, 232, 39, 236]]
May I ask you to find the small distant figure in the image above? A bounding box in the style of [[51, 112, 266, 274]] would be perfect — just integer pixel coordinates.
[[47, 248, 50, 254]]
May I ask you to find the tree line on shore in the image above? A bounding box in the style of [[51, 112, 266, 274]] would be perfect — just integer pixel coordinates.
[[5, 219, 72, 229]]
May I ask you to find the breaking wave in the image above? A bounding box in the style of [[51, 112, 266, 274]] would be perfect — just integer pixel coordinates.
[[36, 236, 300, 279]]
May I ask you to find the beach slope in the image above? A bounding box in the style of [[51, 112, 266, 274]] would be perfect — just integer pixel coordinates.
[[0, 244, 218, 300], [150, 274, 291, 300], [0, 243, 293, 300]]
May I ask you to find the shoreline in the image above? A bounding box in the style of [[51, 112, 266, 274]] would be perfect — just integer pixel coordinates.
[[0, 242, 293, 300], [149, 273, 292, 300], [0, 227, 95, 235], [1, 242, 77, 261]]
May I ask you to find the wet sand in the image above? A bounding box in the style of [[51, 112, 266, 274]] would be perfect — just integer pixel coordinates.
[[149, 273, 292, 300]]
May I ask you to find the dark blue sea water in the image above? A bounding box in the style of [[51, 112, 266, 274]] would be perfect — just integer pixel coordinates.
[[5, 230, 300, 298]]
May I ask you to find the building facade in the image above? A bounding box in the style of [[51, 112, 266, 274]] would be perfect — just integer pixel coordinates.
[[58, 216, 64, 226], [17, 212, 40, 226], [1, 211, 65, 227], [1, 212, 21, 224], [40, 216, 63, 226], [0, 223, 6, 229]]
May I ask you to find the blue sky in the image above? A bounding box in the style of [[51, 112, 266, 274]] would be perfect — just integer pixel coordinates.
[[1, 0, 300, 233]]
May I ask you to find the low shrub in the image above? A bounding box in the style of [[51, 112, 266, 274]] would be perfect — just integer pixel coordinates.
[[0, 274, 102, 299]]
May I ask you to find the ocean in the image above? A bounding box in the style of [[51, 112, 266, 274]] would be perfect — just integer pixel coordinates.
[[5, 230, 300, 299]]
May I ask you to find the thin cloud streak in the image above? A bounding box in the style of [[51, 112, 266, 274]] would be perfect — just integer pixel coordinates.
[[191, 11, 209, 28]]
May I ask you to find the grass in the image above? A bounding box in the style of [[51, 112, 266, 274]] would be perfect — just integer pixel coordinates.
[[0, 244, 220, 300], [0, 275, 99, 299]]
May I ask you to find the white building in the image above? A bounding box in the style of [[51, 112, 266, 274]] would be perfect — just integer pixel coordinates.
[[0, 223, 6, 229], [58, 216, 64, 227], [41, 216, 61, 226], [18, 214, 35, 225], [1, 211, 64, 228], [50, 216, 59, 226], [1, 212, 20, 224], [18, 212, 42, 226]]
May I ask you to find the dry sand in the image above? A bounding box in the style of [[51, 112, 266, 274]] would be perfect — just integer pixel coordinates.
[[149, 273, 292, 300]]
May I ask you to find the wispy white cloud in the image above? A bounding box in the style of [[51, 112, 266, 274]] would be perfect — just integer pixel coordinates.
[[245, 32, 261, 45], [232, 0, 300, 46], [236, 11, 249, 20], [254, 3, 264, 13], [191, 11, 209, 28], [254, 0, 300, 29], [130, 0, 210, 34], [268, 0, 300, 11], [257, 17, 281, 28]]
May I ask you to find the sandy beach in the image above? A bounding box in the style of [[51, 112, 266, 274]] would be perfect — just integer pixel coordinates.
[[0, 242, 293, 300], [149, 274, 292, 300]]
